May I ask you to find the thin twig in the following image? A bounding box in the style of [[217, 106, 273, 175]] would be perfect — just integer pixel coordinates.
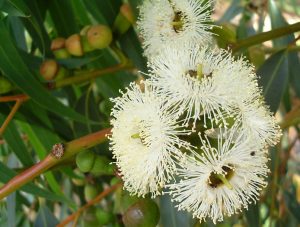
[[0, 96, 29, 136], [232, 21, 300, 52], [57, 183, 122, 227], [0, 128, 111, 200]]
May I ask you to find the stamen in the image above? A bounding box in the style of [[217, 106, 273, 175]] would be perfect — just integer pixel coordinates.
[[172, 11, 184, 33], [131, 133, 140, 139], [215, 174, 233, 190]]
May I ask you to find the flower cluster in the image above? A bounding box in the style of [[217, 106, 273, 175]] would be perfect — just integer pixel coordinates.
[[109, 0, 281, 224]]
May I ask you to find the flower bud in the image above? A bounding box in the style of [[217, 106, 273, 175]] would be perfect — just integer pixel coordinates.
[[71, 169, 86, 186], [76, 150, 96, 173], [81, 35, 94, 53], [80, 25, 91, 36], [55, 67, 68, 81], [51, 37, 65, 51], [0, 77, 13, 94], [84, 184, 98, 202], [39, 60, 58, 81], [96, 209, 114, 225], [87, 25, 112, 49], [51, 38, 70, 59], [65, 34, 84, 56], [122, 199, 160, 227], [83, 207, 101, 227], [120, 4, 135, 24], [90, 156, 114, 176]]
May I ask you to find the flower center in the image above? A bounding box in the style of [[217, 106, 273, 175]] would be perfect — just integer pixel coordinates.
[[186, 66, 213, 81], [171, 11, 184, 33], [208, 165, 234, 189]]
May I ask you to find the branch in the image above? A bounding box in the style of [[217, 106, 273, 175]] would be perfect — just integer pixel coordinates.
[[0, 128, 111, 200], [232, 22, 300, 52], [57, 183, 122, 227], [0, 95, 29, 136], [54, 63, 134, 88]]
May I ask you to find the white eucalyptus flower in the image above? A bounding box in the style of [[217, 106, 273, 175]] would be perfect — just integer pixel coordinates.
[[232, 98, 282, 147], [148, 45, 260, 127], [109, 82, 191, 197], [168, 127, 269, 224], [137, 0, 214, 57]]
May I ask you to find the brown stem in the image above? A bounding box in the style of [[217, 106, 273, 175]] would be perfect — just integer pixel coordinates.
[[0, 94, 29, 103], [0, 96, 29, 136], [0, 128, 111, 200], [57, 183, 122, 227]]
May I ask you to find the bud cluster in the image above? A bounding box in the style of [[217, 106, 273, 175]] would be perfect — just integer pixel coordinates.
[[39, 24, 113, 81]]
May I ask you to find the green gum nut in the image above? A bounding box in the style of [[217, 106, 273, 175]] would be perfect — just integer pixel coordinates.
[[122, 199, 160, 227], [120, 3, 135, 24], [86, 25, 113, 49], [51, 37, 70, 59], [90, 156, 114, 176], [55, 67, 68, 81], [96, 209, 114, 225], [83, 207, 101, 227], [0, 77, 13, 94], [81, 35, 94, 53], [84, 184, 98, 202], [71, 169, 86, 186], [53, 49, 70, 59], [76, 150, 96, 173]]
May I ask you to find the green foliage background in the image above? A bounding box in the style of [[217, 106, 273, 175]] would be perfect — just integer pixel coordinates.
[[0, 0, 300, 226]]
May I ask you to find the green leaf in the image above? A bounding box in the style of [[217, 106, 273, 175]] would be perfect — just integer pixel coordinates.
[[34, 205, 59, 227], [18, 121, 62, 195], [82, 0, 106, 24], [245, 204, 261, 227], [219, 0, 243, 23], [85, 0, 122, 27], [268, 0, 294, 47], [7, 0, 48, 55], [57, 54, 103, 69], [257, 50, 288, 113], [1, 1, 27, 17], [284, 187, 300, 222], [48, 0, 78, 36], [0, 20, 88, 123], [7, 193, 16, 227], [159, 194, 193, 227], [0, 114, 34, 166], [22, 0, 51, 56], [8, 16, 27, 51], [70, 0, 91, 25], [119, 28, 147, 71], [288, 53, 300, 97]]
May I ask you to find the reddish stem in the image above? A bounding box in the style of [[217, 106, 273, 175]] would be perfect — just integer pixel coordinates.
[[0, 128, 111, 200], [57, 183, 122, 227]]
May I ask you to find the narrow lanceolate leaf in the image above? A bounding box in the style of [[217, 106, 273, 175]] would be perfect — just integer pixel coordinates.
[[268, 0, 300, 98], [34, 205, 59, 227], [0, 20, 88, 123], [257, 50, 288, 113], [284, 187, 300, 222], [245, 204, 260, 227], [159, 194, 193, 227], [0, 114, 34, 167], [48, 0, 78, 36]]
